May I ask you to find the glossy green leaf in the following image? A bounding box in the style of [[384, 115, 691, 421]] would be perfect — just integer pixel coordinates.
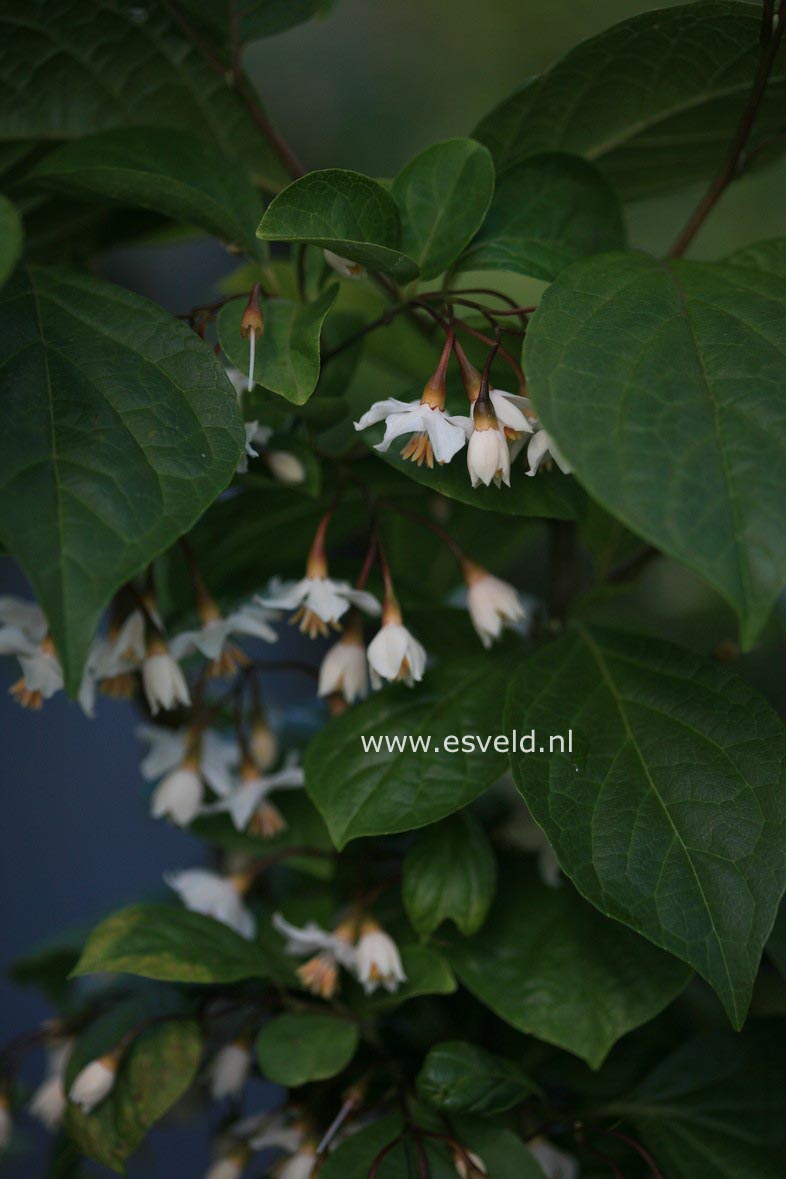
[[217, 284, 338, 404], [30, 128, 265, 259], [524, 251, 786, 644], [321, 1108, 552, 1179], [305, 655, 513, 848], [366, 425, 583, 520], [403, 812, 497, 937], [257, 168, 419, 282], [505, 625, 786, 1027], [766, 899, 786, 979], [179, 0, 324, 41], [72, 903, 275, 984], [460, 153, 625, 281], [0, 266, 244, 692], [391, 139, 494, 281], [473, 1, 786, 199], [605, 1023, 786, 1178], [255, 1013, 359, 1085], [444, 862, 691, 1068], [417, 1041, 537, 1115], [725, 238, 786, 280], [0, 193, 21, 284], [66, 1019, 201, 1173], [0, 0, 289, 191]]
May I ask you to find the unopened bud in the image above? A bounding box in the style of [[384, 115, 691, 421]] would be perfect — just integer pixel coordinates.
[[265, 450, 306, 485], [69, 1053, 118, 1113], [240, 284, 264, 392], [250, 717, 278, 770]]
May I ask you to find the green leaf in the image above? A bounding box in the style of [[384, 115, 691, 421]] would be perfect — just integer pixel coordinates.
[[444, 862, 690, 1068], [606, 1022, 786, 1178], [473, 1, 786, 200], [72, 903, 275, 984], [257, 168, 419, 282], [305, 655, 513, 848], [217, 284, 338, 404], [66, 1019, 201, 1174], [417, 1041, 538, 1115], [391, 139, 494, 281], [0, 265, 243, 691], [255, 1012, 359, 1086], [0, 193, 21, 285], [724, 238, 786, 280], [505, 625, 786, 1028], [0, 0, 289, 191], [767, 899, 786, 979], [367, 425, 583, 520], [179, 0, 325, 42], [30, 128, 265, 260], [403, 812, 496, 937], [460, 153, 625, 281], [321, 1110, 547, 1179], [524, 251, 786, 644]]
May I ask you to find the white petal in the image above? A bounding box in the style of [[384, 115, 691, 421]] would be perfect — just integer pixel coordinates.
[[525, 430, 552, 476], [490, 390, 532, 433], [422, 407, 470, 462], [256, 577, 310, 611], [354, 397, 418, 432]]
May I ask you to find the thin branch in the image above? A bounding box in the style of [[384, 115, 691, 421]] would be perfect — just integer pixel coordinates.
[[669, 0, 786, 256]]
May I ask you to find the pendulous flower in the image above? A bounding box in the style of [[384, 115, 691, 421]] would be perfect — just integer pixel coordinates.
[[257, 515, 379, 639], [80, 609, 146, 715], [203, 754, 305, 836], [355, 918, 406, 994], [68, 1055, 118, 1113], [273, 913, 357, 1000], [274, 1145, 318, 1179], [528, 1136, 579, 1179], [137, 723, 237, 800], [207, 1040, 252, 1100], [354, 324, 471, 468], [142, 637, 190, 715], [170, 595, 277, 679], [367, 593, 426, 689], [0, 596, 63, 710], [205, 1146, 250, 1179], [166, 868, 256, 940], [462, 560, 527, 648], [317, 612, 369, 702], [29, 1040, 73, 1130], [150, 754, 203, 827], [323, 249, 365, 279]]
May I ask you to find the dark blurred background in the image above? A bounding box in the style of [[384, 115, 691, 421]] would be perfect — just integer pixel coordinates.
[[2, 1, 785, 1174]]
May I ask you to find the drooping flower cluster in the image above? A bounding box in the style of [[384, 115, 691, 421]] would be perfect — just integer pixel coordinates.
[[354, 327, 570, 488], [274, 912, 406, 998]]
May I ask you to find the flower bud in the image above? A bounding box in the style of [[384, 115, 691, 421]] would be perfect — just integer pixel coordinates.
[[68, 1054, 118, 1113], [205, 1145, 250, 1179], [265, 450, 306, 485], [323, 249, 364, 279], [239, 283, 264, 341], [207, 1040, 251, 1099], [250, 717, 279, 771], [150, 757, 203, 826], [453, 1147, 487, 1178], [143, 638, 191, 715], [275, 1144, 318, 1179]]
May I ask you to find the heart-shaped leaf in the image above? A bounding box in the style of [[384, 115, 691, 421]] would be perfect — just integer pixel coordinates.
[[30, 127, 266, 260], [444, 861, 691, 1068], [460, 153, 625, 281], [217, 284, 338, 404], [524, 251, 786, 644], [391, 138, 495, 280], [403, 812, 497, 937], [473, 1, 786, 199], [72, 904, 278, 984], [256, 1013, 359, 1086], [0, 266, 244, 691], [305, 655, 513, 848], [257, 169, 419, 282], [505, 625, 786, 1027]]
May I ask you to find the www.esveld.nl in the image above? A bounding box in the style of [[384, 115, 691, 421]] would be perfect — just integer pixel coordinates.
[[359, 730, 574, 755]]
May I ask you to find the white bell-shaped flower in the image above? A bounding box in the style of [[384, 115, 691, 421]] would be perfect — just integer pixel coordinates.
[[68, 1055, 117, 1113], [355, 919, 406, 994], [166, 868, 256, 940]]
